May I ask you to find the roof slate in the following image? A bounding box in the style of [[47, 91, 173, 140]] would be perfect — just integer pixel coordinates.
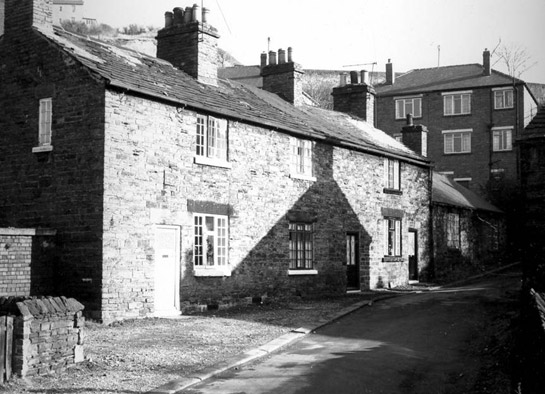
[[432, 173, 502, 213], [38, 26, 427, 164], [375, 64, 521, 96]]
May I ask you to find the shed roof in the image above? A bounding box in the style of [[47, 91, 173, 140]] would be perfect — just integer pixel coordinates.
[[37, 26, 429, 165], [375, 64, 522, 96], [432, 173, 502, 213]]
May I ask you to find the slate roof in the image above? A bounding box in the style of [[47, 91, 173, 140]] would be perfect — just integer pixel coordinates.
[[38, 26, 428, 165], [432, 173, 503, 213], [375, 64, 523, 96]]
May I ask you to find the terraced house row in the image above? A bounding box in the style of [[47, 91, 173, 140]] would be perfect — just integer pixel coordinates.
[[0, 0, 435, 323]]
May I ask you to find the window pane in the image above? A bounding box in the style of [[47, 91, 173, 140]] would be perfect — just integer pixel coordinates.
[[289, 222, 313, 269], [414, 98, 422, 117], [196, 117, 205, 156]]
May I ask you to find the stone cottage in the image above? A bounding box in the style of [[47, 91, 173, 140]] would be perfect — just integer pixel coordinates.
[[0, 0, 432, 323]]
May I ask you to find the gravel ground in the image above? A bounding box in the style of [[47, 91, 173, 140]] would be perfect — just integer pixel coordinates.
[[0, 293, 377, 394]]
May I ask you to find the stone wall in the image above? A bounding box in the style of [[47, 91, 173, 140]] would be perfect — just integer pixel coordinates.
[[0, 8, 106, 315], [0, 296, 84, 377], [101, 89, 432, 322], [0, 228, 57, 296]]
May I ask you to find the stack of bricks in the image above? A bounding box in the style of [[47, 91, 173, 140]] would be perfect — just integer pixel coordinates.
[[0, 296, 84, 377]]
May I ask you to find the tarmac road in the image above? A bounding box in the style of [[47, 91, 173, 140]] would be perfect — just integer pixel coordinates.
[[181, 271, 520, 394]]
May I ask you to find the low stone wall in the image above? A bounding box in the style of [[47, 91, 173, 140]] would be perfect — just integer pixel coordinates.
[[0, 296, 84, 377]]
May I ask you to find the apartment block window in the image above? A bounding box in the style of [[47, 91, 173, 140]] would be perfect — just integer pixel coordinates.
[[195, 115, 229, 166], [443, 92, 471, 115], [395, 97, 422, 119], [289, 223, 314, 270], [494, 89, 514, 109], [384, 218, 401, 257], [38, 98, 52, 146], [384, 158, 400, 190], [443, 129, 472, 154], [446, 213, 460, 249], [194, 214, 228, 268], [492, 127, 513, 151], [290, 137, 314, 180]]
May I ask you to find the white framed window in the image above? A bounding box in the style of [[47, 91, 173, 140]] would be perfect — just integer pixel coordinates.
[[195, 115, 230, 167], [393, 133, 403, 143], [395, 97, 422, 119], [193, 214, 229, 276], [289, 223, 314, 271], [446, 213, 460, 249], [384, 158, 400, 190], [492, 127, 513, 151], [443, 91, 471, 115], [290, 137, 315, 181], [443, 129, 472, 154], [494, 88, 514, 109], [384, 218, 401, 257], [39, 98, 52, 146]]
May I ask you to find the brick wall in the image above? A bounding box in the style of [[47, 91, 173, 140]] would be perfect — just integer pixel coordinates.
[[0, 14, 106, 315], [0, 296, 84, 377], [376, 86, 523, 198], [101, 89, 431, 322], [0, 228, 57, 296]]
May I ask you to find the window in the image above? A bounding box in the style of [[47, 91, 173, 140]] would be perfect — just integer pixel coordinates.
[[492, 127, 513, 151], [39, 98, 52, 146], [494, 88, 514, 109], [395, 97, 422, 119], [195, 115, 229, 166], [443, 129, 472, 154], [289, 223, 314, 270], [290, 138, 314, 180], [446, 213, 460, 249], [194, 214, 228, 271], [384, 158, 400, 190], [393, 133, 403, 143], [384, 218, 401, 256], [443, 92, 471, 115]]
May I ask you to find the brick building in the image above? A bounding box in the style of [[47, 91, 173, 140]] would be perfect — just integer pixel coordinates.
[[0, 0, 432, 323], [374, 53, 539, 202]]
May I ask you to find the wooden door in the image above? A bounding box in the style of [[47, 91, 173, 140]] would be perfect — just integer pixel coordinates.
[[408, 230, 418, 281], [154, 226, 180, 316], [346, 233, 360, 289]]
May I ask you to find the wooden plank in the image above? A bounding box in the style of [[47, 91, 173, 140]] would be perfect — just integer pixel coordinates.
[[0, 316, 6, 383], [5, 317, 13, 382]]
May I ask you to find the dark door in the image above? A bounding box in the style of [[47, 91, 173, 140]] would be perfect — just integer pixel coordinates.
[[346, 233, 360, 289], [408, 229, 418, 281]]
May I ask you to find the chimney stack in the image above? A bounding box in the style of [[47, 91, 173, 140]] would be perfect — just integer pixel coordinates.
[[3, 0, 53, 37], [385, 59, 395, 85], [483, 48, 491, 76], [332, 70, 376, 124], [156, 4, 220, 86], [401, 115, 428, 157], [261, 47, 305, 106]]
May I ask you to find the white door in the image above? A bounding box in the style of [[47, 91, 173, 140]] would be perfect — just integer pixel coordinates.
[[154, 226, 180, 316]]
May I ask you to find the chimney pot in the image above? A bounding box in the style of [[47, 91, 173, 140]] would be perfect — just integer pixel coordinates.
[[260, 52, 267, 68], [183, 7, 192, 23], [269, 50, 277, 66], [483, 48, 491, 76], [340, 73, 347, 87], [202, 7, 209, 24], [172, 8, 184, 25], [165, 11, 174, 28], [278, 49, 286, 64], [192, 4, 201, 22], [287, 47, 293, 62], [360, 70, 368, 85], [406, 113, 413, 126], [350, 71, 359, 84], [385, 60, 395, 85]]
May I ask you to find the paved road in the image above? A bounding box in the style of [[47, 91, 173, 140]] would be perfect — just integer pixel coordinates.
[[182, 271, 520, 394]]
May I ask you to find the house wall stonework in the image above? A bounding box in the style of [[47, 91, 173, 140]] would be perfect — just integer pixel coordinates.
[[376, 86, 523, 196], [101, 90, 431, 322], [0, 24, 106, 314]]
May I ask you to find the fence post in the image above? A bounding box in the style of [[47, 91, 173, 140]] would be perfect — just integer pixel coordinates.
[[0, 316, 5, 383]]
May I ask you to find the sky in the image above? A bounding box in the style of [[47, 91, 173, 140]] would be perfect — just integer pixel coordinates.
[[83, 0, 545, 83]]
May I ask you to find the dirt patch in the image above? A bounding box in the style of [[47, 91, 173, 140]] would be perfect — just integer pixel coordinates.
[[0, 294, 376, 394]]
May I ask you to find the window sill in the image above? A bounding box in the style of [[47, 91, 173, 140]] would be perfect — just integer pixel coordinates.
[[32, 145, 53, 153], [383, 188, 402, 195], [194, 156, 232, 169], [443, 152, 472, 156], [194, 267, 232, 277], [494, 107, 514, 111], [382, 256, 404, 263], [443, 113, 471, 117], [492, 149, 513, 153], [288, 269, 318, 276], [395, 116, 422, 121], [290, 173, 317, 182]]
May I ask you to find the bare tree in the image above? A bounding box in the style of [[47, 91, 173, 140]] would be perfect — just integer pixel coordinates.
[[493, 42, 537, 79]]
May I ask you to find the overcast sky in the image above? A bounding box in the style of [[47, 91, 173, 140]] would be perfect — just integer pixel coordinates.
[[84, 0, 545, 83]]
